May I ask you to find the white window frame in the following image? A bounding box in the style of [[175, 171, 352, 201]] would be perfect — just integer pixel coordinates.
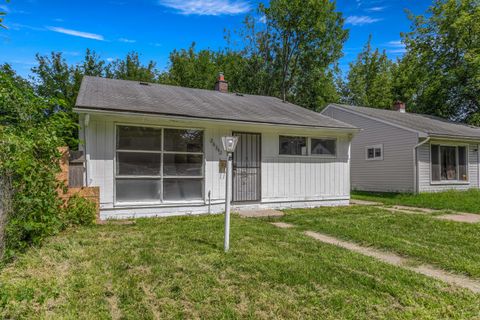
[[278, 134, 337, 158], [114, 123, 205, 205], [365, 144, 383, 161], [430, 143, 469, 184]]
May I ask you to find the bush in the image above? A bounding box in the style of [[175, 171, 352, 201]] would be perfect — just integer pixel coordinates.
[[61, 195, 96, 227], [0, 64, 80, 262]]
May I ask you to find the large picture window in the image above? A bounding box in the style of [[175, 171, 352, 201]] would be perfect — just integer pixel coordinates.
[[431, 144, 468, 182], [115, 125, 204, 203]]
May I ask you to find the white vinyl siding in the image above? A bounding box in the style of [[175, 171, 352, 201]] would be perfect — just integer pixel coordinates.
[[324, 106, 418, 193], [82, 113, 351, 218]]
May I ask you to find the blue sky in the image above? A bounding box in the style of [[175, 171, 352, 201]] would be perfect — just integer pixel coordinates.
[[0, 0, 431, 78]]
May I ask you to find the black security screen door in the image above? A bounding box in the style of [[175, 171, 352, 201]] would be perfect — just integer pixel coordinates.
[[232, 132, 261, 202]]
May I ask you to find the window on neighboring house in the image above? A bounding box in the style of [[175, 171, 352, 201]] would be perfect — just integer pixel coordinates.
[[279, 136, 307, 155], [366, 145, 383, 160], [115, 125, 204, 203], [431, 144, 468, 182], [311, 139, 336, 156]]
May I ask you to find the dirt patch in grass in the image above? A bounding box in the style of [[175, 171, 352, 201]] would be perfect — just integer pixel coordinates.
[[282, 205, 480, 278]]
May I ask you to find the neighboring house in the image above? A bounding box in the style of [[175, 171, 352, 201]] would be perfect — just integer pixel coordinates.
[[74, 75, 358, 219], [322, 102, 480, 193]]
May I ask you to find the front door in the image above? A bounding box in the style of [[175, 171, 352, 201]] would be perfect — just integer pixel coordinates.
[[232, 132, 261, 202]]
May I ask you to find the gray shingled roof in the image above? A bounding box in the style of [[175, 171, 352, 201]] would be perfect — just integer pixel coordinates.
[[75, 76, 356, 130], [329, 104, 480, 140]]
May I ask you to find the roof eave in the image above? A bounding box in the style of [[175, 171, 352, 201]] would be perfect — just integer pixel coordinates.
[[427, 134, 480, 142], [73, 106, 360, 133]]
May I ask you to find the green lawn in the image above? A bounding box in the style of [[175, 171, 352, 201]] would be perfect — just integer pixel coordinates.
[[352, 189, 480, 213], [281, 206, 480, 278], [1, 215, 479, 319]]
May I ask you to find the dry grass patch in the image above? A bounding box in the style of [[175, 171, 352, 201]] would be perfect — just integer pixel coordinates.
[[0, 214, 479, 319]]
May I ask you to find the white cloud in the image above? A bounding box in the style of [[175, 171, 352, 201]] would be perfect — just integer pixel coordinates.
[[258, 15, 266, 24], [387, 40, 404, 47], [10, 23, 44, 31], [119, 38, 136, 43], [345, 15, 382, 26], [388, 48, 407, 54], [107, 57, 115, 62], [157, 0, 250, 16], [366, 6, 386, 12], [385, 40, 406, 54], [0, 5, 10, 13], [47, 26, 104, 40]]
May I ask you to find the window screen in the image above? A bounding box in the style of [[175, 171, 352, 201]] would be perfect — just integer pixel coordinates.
[[431, 144, 468, 182], [366, 145, 382, 160], [440, 146, 457, 180], [311, 139, 336, 156], [367, 148, 375, 159], [279, 136, 307, 155], [458, 146, 467, 181], [431, 145, 440, 181], [115, 125, 204, 203]]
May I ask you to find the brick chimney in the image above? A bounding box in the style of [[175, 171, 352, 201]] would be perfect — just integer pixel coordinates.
[[393, 101, 406, 113], [215, 72, 228, 93]]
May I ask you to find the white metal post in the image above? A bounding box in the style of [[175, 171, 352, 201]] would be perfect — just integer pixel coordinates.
[[224, 152, 233, 252]]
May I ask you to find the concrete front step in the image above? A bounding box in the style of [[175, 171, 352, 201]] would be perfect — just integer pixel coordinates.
[[238, 209, 285, 218]]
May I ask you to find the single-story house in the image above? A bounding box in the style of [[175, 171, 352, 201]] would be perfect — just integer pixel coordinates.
[[74, 75, 358, 219], [322, 102, 480, 193]]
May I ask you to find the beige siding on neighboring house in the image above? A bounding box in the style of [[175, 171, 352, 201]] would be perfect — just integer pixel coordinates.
[[324, 106, 418, 193], [418, 142, 480, 192]]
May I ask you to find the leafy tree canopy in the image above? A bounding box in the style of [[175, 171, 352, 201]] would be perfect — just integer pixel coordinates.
[[397, 0, 480, 121], [343, 35, 395, 109]]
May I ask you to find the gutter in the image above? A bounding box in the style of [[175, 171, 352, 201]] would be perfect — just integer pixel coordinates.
[[73, 107, 361, 134], [83, 114, 90, 187], [427, 134, 480, 143], [413, 137, 430, 194]]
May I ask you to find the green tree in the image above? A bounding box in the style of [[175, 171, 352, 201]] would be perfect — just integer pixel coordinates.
[[162, 42, 253, 94], [257, 0, 348, 109], [344, 36, 395, 109], [0, 0, 9, 29], [32, 52, 76, 109], [106, 52, 158, 82], [396, 0, 480, 121], [32, 49, 107, 147]]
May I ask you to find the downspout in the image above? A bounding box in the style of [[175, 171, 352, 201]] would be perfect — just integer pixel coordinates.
[[347, 134, 352, 197], [83, 114, 90, 187], [413, 137, 430, 194]]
